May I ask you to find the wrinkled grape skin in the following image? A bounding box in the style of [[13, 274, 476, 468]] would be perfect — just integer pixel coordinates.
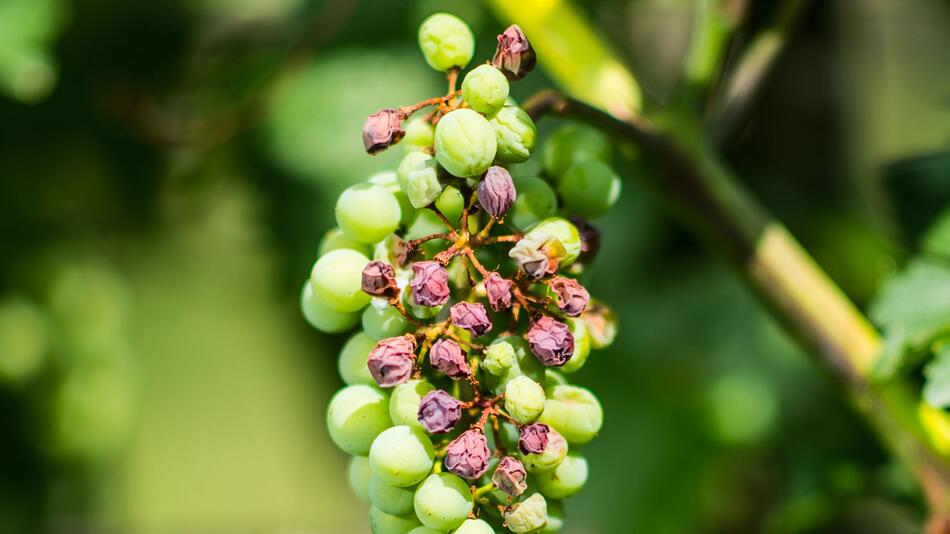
[[327, 385, 392, 456], [535, 451, 588, 499], [336, 183, 402, 244], [369, 425, 435, 487], [310, 249, 372, 313], [370, 476, 417, 516], [369, 506, 422, 534], [461, 64, 509, 115], [299, 281, 360, 333], [413, 473, 474, 530], [418, 13, 475, 71], [435, 109, 497, 178], [559, 159, 622, 219], [524, 218, 582, 266], [510, 176, 557, 230], [490, 106, 537, 164], [348, 456, 374, 504], [538, 385, 603, 444], [389, 379, 435, 429]]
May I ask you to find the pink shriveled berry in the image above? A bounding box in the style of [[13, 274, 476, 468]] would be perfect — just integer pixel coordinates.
[[410, 261, 450, 307], [361, 260, 398, 298], [518, 423, 551, 455], [484, 272, 514, 311], [362, 108, 405, 154], [526, 316, 574, 367], [550, 276, 589, 317], [417, 390, 462, 434], [444, 429, 491, 479], [492, 25, 536, 81], [450, 302, 493, 337], [366, 335, 416, 387], [477, 166, 516, 218], [492, 456, 528, 496], [429, 338, 471, 380]]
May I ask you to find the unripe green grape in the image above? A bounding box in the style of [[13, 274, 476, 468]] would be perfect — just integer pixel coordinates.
[[482, 340, 515, 376], [545, 370, 568, 387], [369, 425, 435, 487], [538, 385, 603, 444], [318, 227, 372, 258], [534, 451, 588, 499], [370, 171, 418, 227], [403, 117, 435, 151], [490, 106, 537, 164], [435, 185, 465, 224], [409, 527, 444, 534], [524, 218, 582, 267], [363, 305, 412, 340], [349, 456, 374, 504], [327, 385, 392, 455], [559, 319, 590, 374], [453, 518, 495, 533], [300, 281, 360, 333], [370, 506, 422, 534], [541, 124, 612, 181], [435, 109, 497, 177], [390, 379, 435, 428], [413, 473, 474, 530], [522, 432, 567, 473], [505, 376, 546, 424], [339, 331, 377, 385], [504, 493, 548, 533], [417, 13, 474, 71], [397, 151, 442, 208], [510, 176, 557, 230], [481, 336, 545, 394], [370, 476, 417, 516], [336, 183, 402, 244], [311, 249, 372, 313], [559, 160, 621, 219], [461, 64, 509, 115], [0, 297, 48, 384]]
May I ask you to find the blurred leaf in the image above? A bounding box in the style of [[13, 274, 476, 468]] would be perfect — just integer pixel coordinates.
[[870, 259, 950, 380], [923, 208, 950, 260], [923, 346, 950, 409]]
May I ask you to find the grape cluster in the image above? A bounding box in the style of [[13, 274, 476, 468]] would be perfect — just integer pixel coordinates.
[[301, 13, 621, 533]]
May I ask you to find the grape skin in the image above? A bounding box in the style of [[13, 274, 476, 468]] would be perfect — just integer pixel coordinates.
[[538, 385, 603, 444], [326, 384, 392, 456], [336, 183, 402, 244], [362, 304, 412, 341], [389, 379, 435, 429], [461, 64, 509, 115], [558, 159, 622, 219], [413, 473, 474, 530], [534, 451, 589, 499], [348, 456, 374, 504], [434, 109, 497, 178], [299, 281, 360, 333], [369, 425, 436, 487], [370, 476, 418, 516], [310, 249, 372, 313], [338, 331, 378, 385], [417, 13, 475, 71]]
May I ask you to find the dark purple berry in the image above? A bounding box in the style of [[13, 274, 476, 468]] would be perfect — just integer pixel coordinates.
[[362, 108, 405, 154], [477, 166, 516, 218], [361, 260, 398, 298], [484, 272, 514, 311], [518, 423, 550, 454]]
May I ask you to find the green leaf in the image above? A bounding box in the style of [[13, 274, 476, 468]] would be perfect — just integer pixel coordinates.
[[870, 258, 950, 380], [923, 345, 950, 408]]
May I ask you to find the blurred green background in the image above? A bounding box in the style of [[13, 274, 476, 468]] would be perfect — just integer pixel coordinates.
[[1, 0, 948, 532]]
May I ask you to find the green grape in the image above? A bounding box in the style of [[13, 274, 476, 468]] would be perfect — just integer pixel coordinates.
[[540, 500, 564, 532], [504, 493, 548, 533], [490, 106, 537, 164], [336, 183, 402, 244], [369, 425, 435, 487], [535, 451, 588, 499], [482, 340, 515, 376], [559, 160, 621, 219], [522, 432, 567, 473], [434, 109, 497, 177], [417, 13, 474, 71], [453, 518, 495, 533], [559, 319, 590, 374], [0, 297, 48, 384], [408, 527, 444, 534], [370, 505, 422, 534], [318, 227, 373, 258], [370, 171, 418, 227], [510, 177, 557, 230], [349, 456, 374, 504], [524, 218, 581, 265], [370, 476, 417, 516], [390, 379, 435, 428], [300, 281, 360, 333], [461, 64, 509, 115], [397, 151, 442, 208], [504, 376, 546, 424], [403, 117, 435, 151], [339, 331, 377, 385], [362, 304, 412, 340], [541, 124, 612, 182], [544, 369, 568, 387], [327, 385, 392, 455], [435, 185, 465, 224], [413, 473, 474, 530], [310, 249, 372, 313], [481, 336, 545, 394], [538, 385, 603, 444]]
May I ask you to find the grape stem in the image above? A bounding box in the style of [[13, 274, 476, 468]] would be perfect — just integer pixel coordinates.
[[521, 88, 950, 525]]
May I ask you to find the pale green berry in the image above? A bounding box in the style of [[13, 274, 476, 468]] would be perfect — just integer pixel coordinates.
[[370, 171, 418, 227], [534, 451, 588, 499], [510, 176, 557, 230], [482, 340, 516, 376], [538, 385, 603, 444], [397, 151, 441, 208], [417, 13, 475, 71], [369, 476, 417, 516], [453, 518, 495, 533], [434, 109, 497, 177], [326, 385, 392, 456], [409, 528, 444, 534], [318, 227, 372, 258], [362, 304, 412, 340], [413, 473, 473, 530], [490, 106, 537, 164], [310, 249, 371, 313], [435, 185, 465, 224], [505, 376, 546, 424], [300, 281, 360, 333], [461, 64, 509, 115], [348, 456, 374, 504], [390, 379, 435, 429], [559, 319, 591, 374], [544, 369, 568, 387], [524, 218, 582, 266], [369, 425, 435, 487], [336, 183, 402, 244], [504, 493, 548, 533], [338, 331, 377, 385], [403, 117, 435, 151], [559, 159, 622, 219], [542, 123, 612, 182], [480, 336, 545, 394], [369, 506, 422, 534]]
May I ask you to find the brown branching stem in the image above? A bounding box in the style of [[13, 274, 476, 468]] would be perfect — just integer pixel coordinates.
[[522, 89, 950, 524]]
